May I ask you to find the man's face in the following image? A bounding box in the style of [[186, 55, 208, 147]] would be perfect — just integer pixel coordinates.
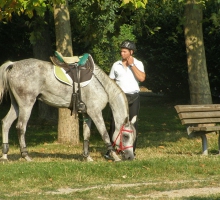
[[120, 48, 133, 60]]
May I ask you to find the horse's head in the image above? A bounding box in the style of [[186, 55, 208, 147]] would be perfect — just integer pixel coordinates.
[[112, 116, 137, 160]]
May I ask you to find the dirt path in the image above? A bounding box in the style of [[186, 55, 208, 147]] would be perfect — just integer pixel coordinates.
[[135, 187, 220, 199], [47, 179, 220, 198]]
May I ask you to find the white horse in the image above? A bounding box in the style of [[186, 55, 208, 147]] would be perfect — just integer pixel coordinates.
[[0, 58, 136, 162]]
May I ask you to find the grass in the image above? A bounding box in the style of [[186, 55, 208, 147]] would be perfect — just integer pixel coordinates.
[[0, 96, 220, 199]]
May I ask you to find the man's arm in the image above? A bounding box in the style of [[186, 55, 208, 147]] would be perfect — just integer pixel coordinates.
[[127, 56, 146, 82], [130, 64, 146, 82]]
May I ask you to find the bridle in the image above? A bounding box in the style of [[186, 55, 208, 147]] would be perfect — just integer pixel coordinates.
[[112, 124, 134, 153]]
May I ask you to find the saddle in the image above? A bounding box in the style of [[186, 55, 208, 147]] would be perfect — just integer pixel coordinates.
[[50, 51, 95, 116]]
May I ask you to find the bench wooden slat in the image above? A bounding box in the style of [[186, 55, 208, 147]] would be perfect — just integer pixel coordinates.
[[175, 104, 220, 155], [188, 126, 220, 132], [181, 118, 220, 125], [175, 104, 220, 113], [178, 111, 220, 120]]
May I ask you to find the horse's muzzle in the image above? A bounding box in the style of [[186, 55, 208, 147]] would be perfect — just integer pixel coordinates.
[[121, 150, 135, 160]]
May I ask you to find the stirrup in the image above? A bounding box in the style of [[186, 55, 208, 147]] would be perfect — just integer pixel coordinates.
[[77, 101, 87, 113]]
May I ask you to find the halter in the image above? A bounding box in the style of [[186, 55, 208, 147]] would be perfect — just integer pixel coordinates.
[[112, 124, 133, 153]]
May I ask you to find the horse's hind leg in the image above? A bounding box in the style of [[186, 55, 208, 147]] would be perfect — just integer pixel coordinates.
[[16, 104, 35, 162], [82, 114, 93, 162], [1, 101, 19, 161]]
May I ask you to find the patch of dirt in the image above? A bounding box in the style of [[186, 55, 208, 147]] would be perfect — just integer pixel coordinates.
[[46, 179, 220, 198], [127, 187, 220, 199]]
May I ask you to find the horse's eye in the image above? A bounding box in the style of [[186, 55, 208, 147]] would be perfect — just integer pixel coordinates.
[[123, 134, 129, 142]]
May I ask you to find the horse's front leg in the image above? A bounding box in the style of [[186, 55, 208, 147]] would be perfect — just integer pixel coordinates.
[[82, 114, 93, 162], [88, 111, 121, 162]]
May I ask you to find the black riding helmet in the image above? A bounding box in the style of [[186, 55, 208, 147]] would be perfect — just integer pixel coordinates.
[[120, 40, 136, 52]]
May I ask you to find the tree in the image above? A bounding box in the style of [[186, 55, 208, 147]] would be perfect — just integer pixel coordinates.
[[1, 0, 218, 105], [124, 0, 212, 103], [31, 12, 58, 123], [122, 0, 216, 103], [184, 0, 212, 104], [1, 0, 79, 144], [54, 0, 79, 144]]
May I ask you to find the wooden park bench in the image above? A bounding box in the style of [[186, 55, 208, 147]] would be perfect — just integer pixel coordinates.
[[174, 104, 220, 155]]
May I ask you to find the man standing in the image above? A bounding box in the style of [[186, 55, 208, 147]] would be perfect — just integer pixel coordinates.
[[105, 40, 146, 159]]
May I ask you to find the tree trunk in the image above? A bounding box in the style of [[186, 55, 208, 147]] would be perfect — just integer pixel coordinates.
[[32, 13, 58, 124], [54, 0, 79, 144], [184, 0, 212, 104]]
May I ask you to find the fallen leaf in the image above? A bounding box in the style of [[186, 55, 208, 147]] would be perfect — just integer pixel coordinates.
[[143, 166, 150, 170]]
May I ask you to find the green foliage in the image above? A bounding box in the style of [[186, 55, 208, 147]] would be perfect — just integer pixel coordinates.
[[129, 0, 189, 98], [203, 0, 220, 99], [206, 0, 220, 34], [26, 14, 53, 45], [92, 24, 136, 73], [0, 15, 33, 64], [0, 0, 64, 21], [2, 0, 220, 100], [121, 0, 148, 9], [69, 0, 138, 72], [130, 0, 220, 100]]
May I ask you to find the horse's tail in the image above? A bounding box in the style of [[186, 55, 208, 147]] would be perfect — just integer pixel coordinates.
[[0, 61, 14, 103]]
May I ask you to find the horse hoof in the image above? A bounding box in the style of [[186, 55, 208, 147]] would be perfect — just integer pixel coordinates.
[[110, 151, 121, 162], [24, 156, 32, 162], [86, 156, 94, 162], [0, 157, 8, 162], [0, 154, 8, 162]]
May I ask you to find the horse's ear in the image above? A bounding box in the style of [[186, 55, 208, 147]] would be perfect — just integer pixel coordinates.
[[130, 116, 137, 124], [123, 117, 129, 124]]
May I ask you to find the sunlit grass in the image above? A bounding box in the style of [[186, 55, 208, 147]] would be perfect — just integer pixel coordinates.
[[0, 96, 220, 199]]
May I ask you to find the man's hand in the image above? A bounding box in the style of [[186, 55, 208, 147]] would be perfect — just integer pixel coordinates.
[[127, 56, 134, 66]]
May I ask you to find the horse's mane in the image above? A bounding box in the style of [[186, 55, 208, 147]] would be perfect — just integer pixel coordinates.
[[93, 64, 131, 130], [93, 64, 126, 102], [93, 64, 129, 122]]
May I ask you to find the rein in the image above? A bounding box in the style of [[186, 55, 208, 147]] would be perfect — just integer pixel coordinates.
[[112, 124, 133, 153]]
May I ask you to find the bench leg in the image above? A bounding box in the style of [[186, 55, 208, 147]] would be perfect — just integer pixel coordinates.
[[201, 134, 208, 155]]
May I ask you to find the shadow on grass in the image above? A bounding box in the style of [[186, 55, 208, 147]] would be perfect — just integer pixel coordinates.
[[137, 95, 188, 148], [6, 143, 106, 161], [1, 95, 191, 151], [7, 152, 84, 161]]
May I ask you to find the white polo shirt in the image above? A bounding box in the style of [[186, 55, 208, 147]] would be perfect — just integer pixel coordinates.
[[109, 58, 145, 94]]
